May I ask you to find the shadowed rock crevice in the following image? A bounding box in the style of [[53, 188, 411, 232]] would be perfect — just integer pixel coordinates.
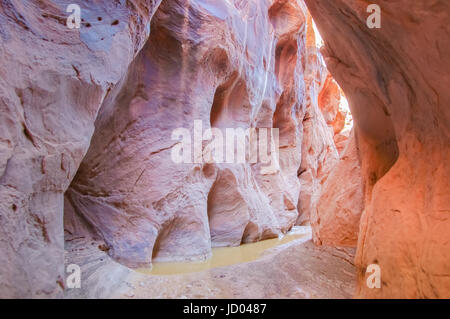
[[210, 72, 251, 129], [207, 169, 249, 247]]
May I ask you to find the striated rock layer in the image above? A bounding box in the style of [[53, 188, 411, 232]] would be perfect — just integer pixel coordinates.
[[306, 0, 450, 298], [66, 0, 315, 268], [0, 0, 162, 298]]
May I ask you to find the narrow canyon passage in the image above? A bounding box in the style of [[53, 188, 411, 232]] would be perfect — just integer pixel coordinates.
[[0, 0, 448, 299], [62, 0, 358, 298]]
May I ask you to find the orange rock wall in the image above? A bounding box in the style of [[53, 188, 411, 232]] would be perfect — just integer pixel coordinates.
[[306, 0, 450, 298]]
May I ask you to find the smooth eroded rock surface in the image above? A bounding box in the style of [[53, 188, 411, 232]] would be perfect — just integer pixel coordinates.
[[0, 0, 162, 298], [306, 0, 450, 298], [313, 129, 364, 247]]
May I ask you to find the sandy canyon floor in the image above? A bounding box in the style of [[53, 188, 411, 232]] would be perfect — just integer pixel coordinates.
[[65, 227, 356, 299]]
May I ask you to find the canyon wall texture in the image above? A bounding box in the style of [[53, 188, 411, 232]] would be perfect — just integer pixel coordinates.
[[313, 128, 364, 246], [306, 0, 450, 298], [0, 0, 162, 298], [0, 0, 352, 298], [66, 0, 318, 268], [295, 12, 339, 226]]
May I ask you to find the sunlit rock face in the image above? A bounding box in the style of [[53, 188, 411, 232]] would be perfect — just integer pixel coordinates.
[[306, 0, 450, 298], [0, 0, 162, 298], [334, 129, 351, 156], [66, 0, 312, 267], [319, 74, 346, 136]]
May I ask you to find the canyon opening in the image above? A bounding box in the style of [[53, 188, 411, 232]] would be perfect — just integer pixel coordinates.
[[0, 0, 449, 304]]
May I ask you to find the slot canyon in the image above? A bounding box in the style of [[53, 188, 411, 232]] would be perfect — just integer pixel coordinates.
[[0, 0, 448, 299]]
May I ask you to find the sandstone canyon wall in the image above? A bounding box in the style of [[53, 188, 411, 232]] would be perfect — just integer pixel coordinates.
[[306, 0, 450, 298], [0, 0, 162, 298], [296, 12, 344, 226], [65, 0, 322, 268]]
